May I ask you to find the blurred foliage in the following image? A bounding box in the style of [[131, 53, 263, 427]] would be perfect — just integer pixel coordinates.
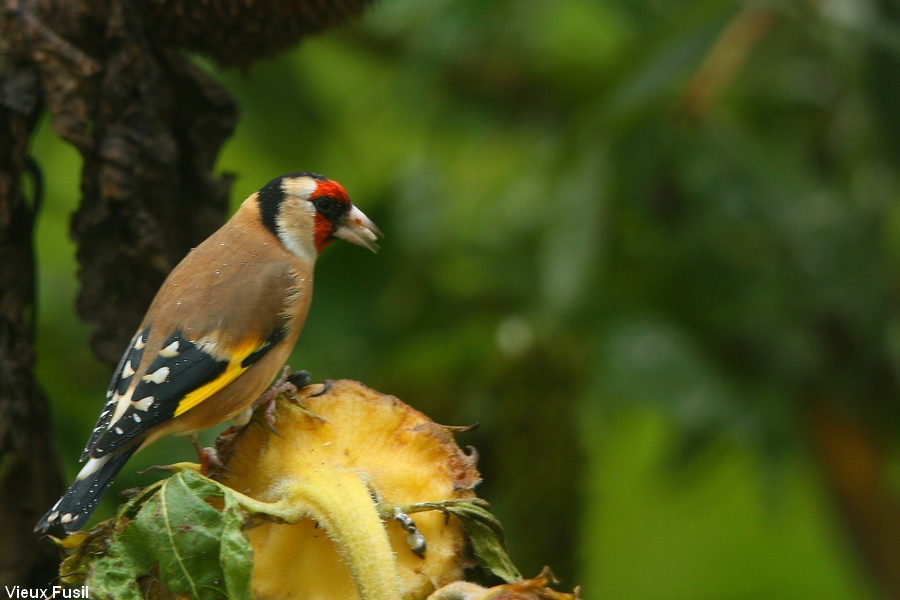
[[30, 0, 900, 597]]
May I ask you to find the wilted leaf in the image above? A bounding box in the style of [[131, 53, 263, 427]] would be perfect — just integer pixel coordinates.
[[408, 498, 522, 583]]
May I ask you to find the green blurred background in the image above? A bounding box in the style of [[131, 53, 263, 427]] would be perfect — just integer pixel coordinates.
[[30, 0, 900, 597]]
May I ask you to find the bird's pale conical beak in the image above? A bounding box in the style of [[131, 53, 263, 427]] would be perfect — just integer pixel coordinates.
[[334, 205, 383, 253]]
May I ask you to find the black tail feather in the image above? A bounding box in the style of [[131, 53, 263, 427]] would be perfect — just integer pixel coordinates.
[[35, 446, 138, 533]]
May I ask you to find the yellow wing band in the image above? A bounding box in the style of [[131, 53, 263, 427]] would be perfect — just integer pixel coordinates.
[[172, 338, 261, 417]]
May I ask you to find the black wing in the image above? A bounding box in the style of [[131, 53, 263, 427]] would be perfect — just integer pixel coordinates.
[[85, 327, 286, 459], [80, 328, 149, 461]]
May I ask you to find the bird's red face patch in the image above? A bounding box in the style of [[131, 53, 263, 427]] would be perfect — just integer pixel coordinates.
[[315, 179, 349, 201], [311, 180, 351, 253], [313, 214, 333, 253]]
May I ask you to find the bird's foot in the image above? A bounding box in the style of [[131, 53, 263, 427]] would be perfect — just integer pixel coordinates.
[[285, 379, 330, 423], [262, 396, 284, 438], [190, 433, 230, 475], [252, 366, 316, 435], [253, 366, 299, 435]]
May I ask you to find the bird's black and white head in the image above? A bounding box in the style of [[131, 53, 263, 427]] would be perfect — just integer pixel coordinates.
[[256, 172, 382, 261]]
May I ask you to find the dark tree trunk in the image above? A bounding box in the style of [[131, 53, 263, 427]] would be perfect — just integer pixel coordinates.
[[0, 38, 65, 584]]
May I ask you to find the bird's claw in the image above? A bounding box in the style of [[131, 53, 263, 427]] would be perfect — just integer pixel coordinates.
[[310, 379, 333, 397], [253, 366, 297, 407], [189, 434, 231, 475], [287, 379, 331, 422], [198, 445, 231, 475], [252, 366, 300, 432], [263, 399, 284, 438], [253, 366, 327, 431]]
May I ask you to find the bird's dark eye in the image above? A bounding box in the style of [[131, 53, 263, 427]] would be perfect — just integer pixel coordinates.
[[313, 197, 335, 213], [313, 196, 347, 221]]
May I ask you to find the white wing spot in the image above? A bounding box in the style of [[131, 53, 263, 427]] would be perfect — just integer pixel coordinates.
[[159, 341, 180, 357], [77, 456, 110, 479], [122, 361, 135, 378], [142, 366, 170, 384], [133, 413, 141, 423], [134, 335, 146, 350], [114, 426, 124, 435], [49, 511, 59, 522], [60, 513, 73, 525], [134, 396, 154, 411]]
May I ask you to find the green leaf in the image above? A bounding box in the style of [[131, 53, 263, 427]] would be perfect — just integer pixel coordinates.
[[84, 470, 253, 600], [82, 536, 143, 600], [218, 479, 254, 597]]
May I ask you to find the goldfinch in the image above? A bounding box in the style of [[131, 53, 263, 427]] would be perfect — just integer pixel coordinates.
[[36, 172, 381, 533]]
